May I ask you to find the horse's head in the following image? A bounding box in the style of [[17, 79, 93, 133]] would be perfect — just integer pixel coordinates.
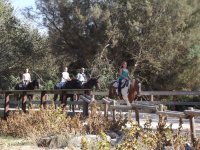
[[32, 79, 40, 89], [84, 76, 100, 90]]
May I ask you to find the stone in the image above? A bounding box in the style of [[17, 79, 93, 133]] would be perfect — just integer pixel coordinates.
[[37, 135, 58, 148], [67, 134, 111, 149], [107, 131, 119, 139]]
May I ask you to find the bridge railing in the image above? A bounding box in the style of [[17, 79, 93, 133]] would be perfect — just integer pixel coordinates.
[[2, 89, 92, 119]]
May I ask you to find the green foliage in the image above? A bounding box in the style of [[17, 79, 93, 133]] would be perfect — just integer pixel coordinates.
[[1, 0, 200, 90], [1, 75, 20, 90], [41, 80, 54, 90], [81, 136, 88, 150], [23, 0, 200, 91], [116, 119, 186, 150], [97, 132, 111, 150]]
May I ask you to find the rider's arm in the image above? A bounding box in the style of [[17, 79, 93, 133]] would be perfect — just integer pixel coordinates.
[[83, 73, 87, 81], [119, 68, 122, 76], [29, 73, 31, 82], [76, 73, 80, 80], [22, 74, 25, 82]]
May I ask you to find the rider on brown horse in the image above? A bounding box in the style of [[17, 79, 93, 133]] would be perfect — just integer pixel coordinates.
[[118, 61, 130, 97]]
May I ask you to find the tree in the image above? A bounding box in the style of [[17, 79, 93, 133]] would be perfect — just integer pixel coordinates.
[[25, 0, 200, 90], [0, 0, 56, 89]]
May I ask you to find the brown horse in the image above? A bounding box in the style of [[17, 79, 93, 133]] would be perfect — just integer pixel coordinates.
[[108, 79, 140, 105]]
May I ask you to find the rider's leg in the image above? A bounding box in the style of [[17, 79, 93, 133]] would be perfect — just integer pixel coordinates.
[[118, 79, 122, 96]]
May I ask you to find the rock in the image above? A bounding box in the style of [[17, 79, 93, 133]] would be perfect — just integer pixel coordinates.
[[164, 146, 174, 150], [37, 134, 71, 149], [37, 135, 58, 148], [107, 131, 119, 139], [185, 143, 195, 150], [67, 134, 110, 149]]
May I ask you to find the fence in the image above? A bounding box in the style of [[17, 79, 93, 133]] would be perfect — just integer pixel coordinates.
[[1, 89, 92, 119], [102, 97, 200, 146], [139, 83, 200, 101]]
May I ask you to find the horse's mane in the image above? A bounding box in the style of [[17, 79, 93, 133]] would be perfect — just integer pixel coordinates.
[[82, 77, 99, 89]]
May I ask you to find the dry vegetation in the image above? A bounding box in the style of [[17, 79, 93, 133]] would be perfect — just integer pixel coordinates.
[[0, 104, 199, 149]]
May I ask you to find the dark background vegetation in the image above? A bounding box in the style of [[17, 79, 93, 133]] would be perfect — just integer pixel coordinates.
[[1, 0, 200, 92]]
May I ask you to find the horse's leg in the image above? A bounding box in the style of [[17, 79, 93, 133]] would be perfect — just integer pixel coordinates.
[[121, 89, 132, 120], [122, 89, 131, 106], [76, 94, 81, 110], [53, 94, 58, 109], [28, 95, 33, 109], [15, 94, 20, 110], [67, 94, 72, 111], [62, 94, 67, 112], [71, 95, 75, 112]]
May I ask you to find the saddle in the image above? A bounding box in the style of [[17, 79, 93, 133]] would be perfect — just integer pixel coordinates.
[[113, 79, 129, 89]]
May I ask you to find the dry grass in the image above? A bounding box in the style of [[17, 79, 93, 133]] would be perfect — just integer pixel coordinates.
[[0, 104, 116, 139], [0, 103, 198, 149]]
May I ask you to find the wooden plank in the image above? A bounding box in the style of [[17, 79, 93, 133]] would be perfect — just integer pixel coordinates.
[[132, 103, 157, 111], [156, 110, 186, 118], [80, 95, 91, 103], [135, 101, 200, 106], [4, 89, 92, 95], [110, 105, 132, 111], [184, 109, 200, 116], [140, 91, 200, 96], [92, 91, 108, 96], [1, 100, 199, 107], [102, 98, 113, 104], [0, 99, 90, 106]]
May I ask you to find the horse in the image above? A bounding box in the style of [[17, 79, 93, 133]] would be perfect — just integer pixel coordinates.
[[108, 79, 140, 106], [53, 76, 100, 111], [82, 77, 100, 94], [15, 79, 40, 109]]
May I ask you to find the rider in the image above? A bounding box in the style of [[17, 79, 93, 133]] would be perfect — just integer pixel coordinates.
[[76, 67, 87, 85], [60, 67, 71, 88], [118, 61, 129, 97], [22, 68, 31, 87]]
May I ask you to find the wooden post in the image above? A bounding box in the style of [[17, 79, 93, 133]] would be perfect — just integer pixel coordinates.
[[112, 100, 116, 122], [104, 102, 109, 118], [82, 97, 89, 117], [150, 95, 154, 101], [188, 107, 196, 146], [158, 104, 165, 129], [138, 83, 141, 95], [135, 108, 140, 125], [40, 91, 46, 109], [22, 91, 27, 113], [4, 92, 9, 119], [92, 92, 95, 101]]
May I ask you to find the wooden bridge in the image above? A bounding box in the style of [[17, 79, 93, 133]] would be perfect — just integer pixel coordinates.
[[0, 85, 200, 146]]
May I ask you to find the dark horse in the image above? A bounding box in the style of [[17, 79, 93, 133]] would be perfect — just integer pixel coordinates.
[[15, 79, 40, 110], [53, 77, 100, 112], [108, 79, 139, 105]]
